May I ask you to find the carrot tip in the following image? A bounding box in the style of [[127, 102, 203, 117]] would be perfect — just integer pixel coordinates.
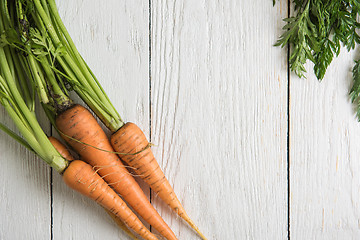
[[182, 213, 207, 240], [189, 222, 207, 240]]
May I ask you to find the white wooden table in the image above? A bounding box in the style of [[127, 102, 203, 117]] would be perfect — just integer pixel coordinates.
[[1, 0, 360, 239]]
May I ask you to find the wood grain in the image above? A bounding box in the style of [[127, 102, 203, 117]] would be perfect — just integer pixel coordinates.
[[6, 1, 360, 239], [0, 103, 51, 239], [51, 1, 149, 239], [290, 49, 360, 239], [150, 0, 288, 239]]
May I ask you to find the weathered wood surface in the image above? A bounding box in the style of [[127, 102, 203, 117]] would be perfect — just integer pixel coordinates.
[[290, 50, 360, 239], [2, 0, 360, 240], [150, 0, 288, 239]]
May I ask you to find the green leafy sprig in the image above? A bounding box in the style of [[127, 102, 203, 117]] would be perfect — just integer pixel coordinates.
[[275, 0, 360, 120], [275, 1, 318, 78], [276, 0, 360, 80]]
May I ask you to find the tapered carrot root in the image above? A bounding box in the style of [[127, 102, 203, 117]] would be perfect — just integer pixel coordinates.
[[49, 136, 139, 240], [56, 104, 177, 240], [63, 160, 158, 240], [111, 122, 207, 240]]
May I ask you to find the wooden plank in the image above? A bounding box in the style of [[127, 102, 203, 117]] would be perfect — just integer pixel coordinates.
[[52, 0, 149, 239], [290, 48, 360, 238], [0, 105, 51, 239], [151, 0, 288, 239]]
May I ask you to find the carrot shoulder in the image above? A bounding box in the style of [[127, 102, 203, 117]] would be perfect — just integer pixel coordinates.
[[55, 104, 177, 240], [111, 122, 207, 240]]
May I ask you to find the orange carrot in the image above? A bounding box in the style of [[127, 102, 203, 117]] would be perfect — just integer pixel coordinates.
[[63, 160, 158, 240], [48, 136, 75, 161], [56, 104, 177, 240], [49, 136, 140, 240], [111, 122, 207, 240]]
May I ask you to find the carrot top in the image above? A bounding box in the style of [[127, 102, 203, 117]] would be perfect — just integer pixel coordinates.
[[0, 1, 68, 173], [2, 0, 125, 131]]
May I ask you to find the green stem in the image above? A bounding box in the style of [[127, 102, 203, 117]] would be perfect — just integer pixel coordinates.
[[0, 46, 61, 168], [51, 53, 122, 130], [47, 0, 117, 106], [12, 53, 33, 109], [0, 0, 68, 173], [0, 120, 34, 153], [39, 56, 73, 113], [2, 99, 45, 157], [74, 86, 121, 131], [28, 54, 49, 103], [40, 0, 50, 16], [1, 58, 67, 172], [18, 55, 36, 111], [35, 0, 124, 131]]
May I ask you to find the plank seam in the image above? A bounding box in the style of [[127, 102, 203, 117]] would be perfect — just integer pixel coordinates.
[[287, 0, 291, 239], [148, 0, 153, 233]]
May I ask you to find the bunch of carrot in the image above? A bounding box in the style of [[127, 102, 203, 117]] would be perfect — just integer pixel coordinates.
[[0, 0, 206, 239]]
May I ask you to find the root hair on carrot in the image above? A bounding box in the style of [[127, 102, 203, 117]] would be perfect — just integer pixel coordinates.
[[92, 164, 139, 173], [58, 128, 153, 156]]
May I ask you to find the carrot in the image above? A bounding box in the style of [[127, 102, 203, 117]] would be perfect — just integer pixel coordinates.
[[63, 160, 158, 240], [56, 104, 177, 240], [0, 4, 155, 238], [5, 1, 203, 238], [48, 137, 75, 161], [49, 136, 141, 240], [49, 136, 155, 240], [9, 11, 176, 237], [111, 123, 207, 240]]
